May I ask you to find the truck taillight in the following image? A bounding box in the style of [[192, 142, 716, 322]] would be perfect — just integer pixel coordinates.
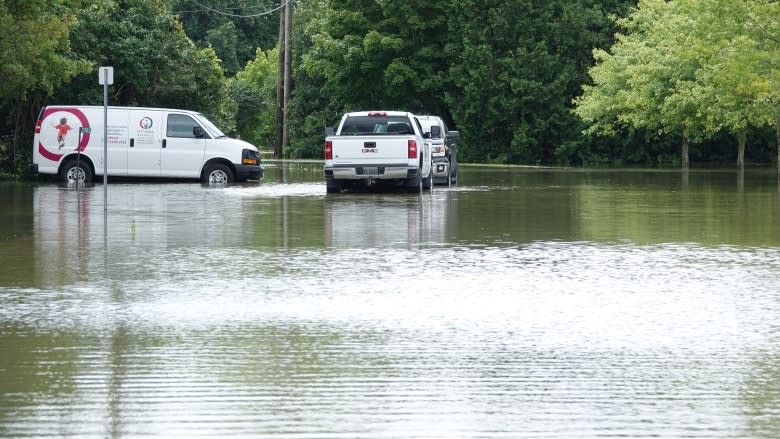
[[368, 112, 387, 117], [325, 140, 333, 160], [35, 119, 42, 134], [408, 140, 417, 159]]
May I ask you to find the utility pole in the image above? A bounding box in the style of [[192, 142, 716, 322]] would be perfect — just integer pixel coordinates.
[[274, 3, 285, 158], [281, 0, 292, 156]]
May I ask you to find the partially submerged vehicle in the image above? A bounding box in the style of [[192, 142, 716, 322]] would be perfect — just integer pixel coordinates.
[[31, 105, 264, 184], [324, 111, 433, 193], [417, 115, 460, 185]]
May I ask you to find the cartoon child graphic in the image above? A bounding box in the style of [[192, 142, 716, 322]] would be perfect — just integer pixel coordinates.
[[53, 117, 72, 149]]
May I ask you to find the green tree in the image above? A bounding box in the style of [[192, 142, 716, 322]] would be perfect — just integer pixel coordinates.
[[172, 0, 281, 76], [675, 0, 774, 168], [289, 0, 340, 158], [307, 0, 451, 113], [298, 0, 632, 164], [746, 0, 780, 169], [0, 0, 91, 173], [574, 0, 777, 168], [574, 0, 702, 166], [447, 0, 632, 164], [0, 1, 89, 103], [234, 47, 279, 149], [53, 0, 234, 130]]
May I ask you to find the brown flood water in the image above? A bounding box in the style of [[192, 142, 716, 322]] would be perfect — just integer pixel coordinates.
[[1, 162, 779, 438]]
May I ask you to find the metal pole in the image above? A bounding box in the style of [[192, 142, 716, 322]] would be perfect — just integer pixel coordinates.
[[274, 4, 285, 158], [103, 69, 108, 211], [77, 130, 82, 187], [281, 0, 291, 155]]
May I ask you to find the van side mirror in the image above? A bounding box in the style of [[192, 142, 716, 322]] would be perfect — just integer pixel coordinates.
[[193, 126, 205, 138], [324, 127, 335, 136], [430, 125, 442, 139], [422, 131, 431, 139]]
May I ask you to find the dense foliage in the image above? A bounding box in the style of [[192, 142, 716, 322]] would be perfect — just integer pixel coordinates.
[[1, 0, 778, 176], [172, 0, 281, 75], [56, 0, 233, 126], [445, 0, 632, 164], [0, 0, 91, 173], [574, 0, 780, 168]]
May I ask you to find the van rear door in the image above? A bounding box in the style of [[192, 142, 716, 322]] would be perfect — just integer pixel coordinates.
[[128, 109, 163, 176]]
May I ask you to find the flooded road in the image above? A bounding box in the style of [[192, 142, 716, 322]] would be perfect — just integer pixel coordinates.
[[2, 162, 780, 438]]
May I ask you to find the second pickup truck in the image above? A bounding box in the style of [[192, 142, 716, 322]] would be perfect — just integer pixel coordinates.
[[324, 111, 432, 193]]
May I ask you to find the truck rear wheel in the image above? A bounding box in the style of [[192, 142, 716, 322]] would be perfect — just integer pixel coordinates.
[[423, 169, 433, 190], [59, 159, 93, 185], [202, 163, 234, 184], [407, 173, 423, 194], [326, 176, 341, 193]]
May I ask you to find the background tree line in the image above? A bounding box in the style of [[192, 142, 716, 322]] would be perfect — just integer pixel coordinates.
[[1, 0, 778, 177]]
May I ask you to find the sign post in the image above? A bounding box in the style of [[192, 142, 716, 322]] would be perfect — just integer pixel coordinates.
[[77, 127, 91, 187], [98, 67, 113, 211]]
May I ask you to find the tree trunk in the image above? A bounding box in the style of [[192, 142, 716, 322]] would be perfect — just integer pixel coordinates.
[[12, 108, 21, 173], [776, 116, 779, 177], [681, 127, 689, 169], [11, 100, 38, 174], [737, 128, 746, 169]]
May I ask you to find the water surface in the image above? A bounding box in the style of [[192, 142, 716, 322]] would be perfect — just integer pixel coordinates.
[[1, 164, 779, 438]]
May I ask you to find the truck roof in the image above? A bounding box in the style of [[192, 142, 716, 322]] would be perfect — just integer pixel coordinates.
[[345, 111, 412, 118]]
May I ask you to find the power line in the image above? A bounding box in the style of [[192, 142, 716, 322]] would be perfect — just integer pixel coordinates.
[[177, 1, 283, 17]]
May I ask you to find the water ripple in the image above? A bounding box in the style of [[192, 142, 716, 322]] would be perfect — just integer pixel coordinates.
[[2, 242, 780, 438]]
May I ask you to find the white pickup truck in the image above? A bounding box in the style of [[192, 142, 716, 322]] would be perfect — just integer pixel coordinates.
[[323, 111, 432, 193], [417, 115, 460, 185]]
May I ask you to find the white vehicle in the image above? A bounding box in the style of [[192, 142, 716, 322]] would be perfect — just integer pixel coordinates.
[[30, 105, 264, 184], [323, 111, 432, 193], [417, 115, 460, 185]]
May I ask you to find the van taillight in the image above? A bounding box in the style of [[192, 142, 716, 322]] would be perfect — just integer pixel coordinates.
[[325, 140, 333, 160], [35, 119, 42, 134], [408, 140, 417, 159]]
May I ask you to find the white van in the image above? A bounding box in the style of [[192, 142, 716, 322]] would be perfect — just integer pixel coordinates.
[[30, 105, 264, 184]]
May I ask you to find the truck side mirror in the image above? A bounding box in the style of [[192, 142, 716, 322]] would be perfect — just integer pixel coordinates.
[[430, 126, 442, 139], [447, 130, 460, 139], [193, 126, 205, 138], [324, 127, 335, 136]]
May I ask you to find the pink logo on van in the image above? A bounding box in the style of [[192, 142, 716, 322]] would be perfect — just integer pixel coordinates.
[[139, 117, 153, 129], [38, 107, 91, 162]]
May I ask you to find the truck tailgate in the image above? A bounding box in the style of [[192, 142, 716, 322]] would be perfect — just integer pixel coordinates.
[[331, 136, 410, 165]]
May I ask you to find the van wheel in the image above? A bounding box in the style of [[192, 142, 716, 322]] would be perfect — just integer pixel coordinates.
[[60, 159, 93, 185], [202, 164, 233, 184]]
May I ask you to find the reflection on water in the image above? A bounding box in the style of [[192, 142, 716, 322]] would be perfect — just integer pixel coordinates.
[[1, 165, 780, 438]]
